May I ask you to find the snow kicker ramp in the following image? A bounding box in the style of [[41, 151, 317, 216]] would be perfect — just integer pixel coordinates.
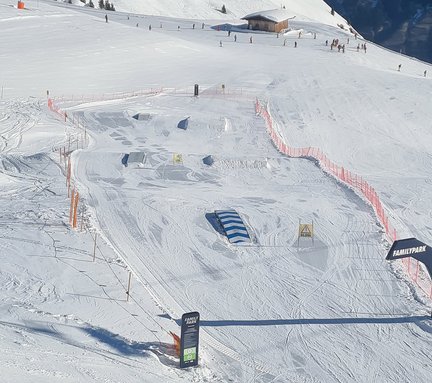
[[214, 209, 251, 244]]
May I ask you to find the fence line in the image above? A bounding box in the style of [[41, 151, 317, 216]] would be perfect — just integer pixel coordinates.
[[255, 98, 432, 299], [48, 97, 87, 231], [49, 86, 256, 106]]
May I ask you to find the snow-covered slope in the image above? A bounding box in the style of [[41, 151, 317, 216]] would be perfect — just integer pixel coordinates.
[[73, 0, 351, 26], [1, 0, 432, 382]]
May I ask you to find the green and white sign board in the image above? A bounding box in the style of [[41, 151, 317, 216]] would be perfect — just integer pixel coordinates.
[[180, 312, 200, 368]]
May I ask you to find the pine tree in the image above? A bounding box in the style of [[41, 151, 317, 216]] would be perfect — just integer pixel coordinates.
[[104, 0, 110, 10], [98, 0, 104, 9], [221, 4, 226, 14], [88, 0, 94, 7]]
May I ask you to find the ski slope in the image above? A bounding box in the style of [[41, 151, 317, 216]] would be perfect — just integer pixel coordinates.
[[1, 1, 432, 382]]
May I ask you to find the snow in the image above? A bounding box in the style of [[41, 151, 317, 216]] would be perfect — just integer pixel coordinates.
[[242, 9, 293, 23], [1, 0, 432, 382]]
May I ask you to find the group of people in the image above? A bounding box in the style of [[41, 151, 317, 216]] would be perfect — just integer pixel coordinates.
[[357, 43, 367, 53], [104, 14, 431, 78], [328, 38, 346, 53]]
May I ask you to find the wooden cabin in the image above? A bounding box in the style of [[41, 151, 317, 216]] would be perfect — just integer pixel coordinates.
[[242, 9, 291, 33]]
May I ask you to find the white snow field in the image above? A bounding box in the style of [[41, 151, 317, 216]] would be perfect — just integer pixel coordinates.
[[1, 0, 432, 382]]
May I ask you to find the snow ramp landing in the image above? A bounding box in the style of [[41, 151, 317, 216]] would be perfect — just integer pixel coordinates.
[[214, 209, 251, 244]]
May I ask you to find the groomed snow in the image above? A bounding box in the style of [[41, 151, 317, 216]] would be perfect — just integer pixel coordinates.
[[0, 0, 431, 382]]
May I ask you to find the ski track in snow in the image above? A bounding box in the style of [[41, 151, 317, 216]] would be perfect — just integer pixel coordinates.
[[1, 1, 432, 381], [64, 92, 432, 382]]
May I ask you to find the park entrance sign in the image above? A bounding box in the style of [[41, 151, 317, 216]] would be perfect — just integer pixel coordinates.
[[386, 238, 432, 278], [180, 312, 200, 368]]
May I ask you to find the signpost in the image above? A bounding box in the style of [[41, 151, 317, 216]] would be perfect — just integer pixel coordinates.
[[386, 237, 432, 278], [180, 311, 200, 368], [173, 153, 183, 165], [298, 219, 314, 246]]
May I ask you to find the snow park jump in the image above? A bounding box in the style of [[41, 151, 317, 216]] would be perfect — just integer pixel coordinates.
[[214, 209, 251, 244]]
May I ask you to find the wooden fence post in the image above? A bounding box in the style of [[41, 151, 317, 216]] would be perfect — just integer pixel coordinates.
[[73, 192, 79, 228], [126, 271, 132, 302], [92, 233, 97, 262]]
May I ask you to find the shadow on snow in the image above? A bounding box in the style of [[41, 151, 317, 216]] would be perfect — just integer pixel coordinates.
[[200, 315, 432, 328]]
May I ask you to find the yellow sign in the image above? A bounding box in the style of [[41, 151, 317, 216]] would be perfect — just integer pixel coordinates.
[[299, 224, 313, 238], [173, 153, 183, 164]]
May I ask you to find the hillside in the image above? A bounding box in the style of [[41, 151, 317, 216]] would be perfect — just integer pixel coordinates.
[[326, 0, 432, 63], [1, 0, 432, 382], [72, 0, 351, 27]]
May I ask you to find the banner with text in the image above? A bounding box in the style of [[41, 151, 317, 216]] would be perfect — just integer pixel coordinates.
[[180, 311, 200, 369]]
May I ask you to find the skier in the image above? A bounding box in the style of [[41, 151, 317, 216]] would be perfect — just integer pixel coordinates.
[[219, 40, 223, 47], [398, 64, 401, 72], [149, 24, 152, 31], [424, 70, 427, 77], [193, 23, 195, 29], [325, 40, 328, 46], [105, 14, 108, 23], [250, 36, 253, 44], [294, 41, 297, 48], [234, 34, 237, 42]]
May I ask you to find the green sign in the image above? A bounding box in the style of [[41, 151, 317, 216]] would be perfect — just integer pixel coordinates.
[[180, 312, 200, 368]]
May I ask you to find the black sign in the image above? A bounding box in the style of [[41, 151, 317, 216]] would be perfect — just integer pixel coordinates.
[[386, 237, 432, 278], [180, 311, 200, 368]]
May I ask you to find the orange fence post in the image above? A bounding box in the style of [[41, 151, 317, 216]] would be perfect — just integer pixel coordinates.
[[69, 189, 75, 225]]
